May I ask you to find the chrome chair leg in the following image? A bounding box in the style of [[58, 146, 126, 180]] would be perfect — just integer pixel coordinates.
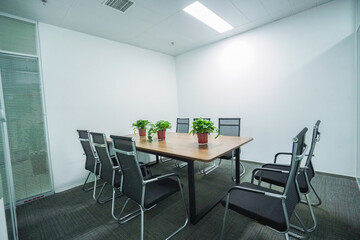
[[165, 180, 189, 240], [291, 194, 317, 233], [199, 159, 221, 175], [96, 183, 112, 204], [288, 211, 309, 239], [160, 156, 173, 163], [96, 182, 122, 204], [140, 206, 145, 240], [285, 233, 290, 240], [301, 183, 322, 207], [92, 176, 99, 200], [118, 198, 142, 224], [82, 172, 92, 192], [220, 193, 230, 240], [175, 160, 187, 168], [111, 188, 123, 220]]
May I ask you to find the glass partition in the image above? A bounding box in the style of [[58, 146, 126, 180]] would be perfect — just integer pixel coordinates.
[[0, 85, 18, 240], [0, 53, 52, 202], [0, 15, 37, 55]]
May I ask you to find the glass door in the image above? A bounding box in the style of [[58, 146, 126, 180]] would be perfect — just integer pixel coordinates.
[[0, 74, 18, 239], [0, 53, 53, 203]]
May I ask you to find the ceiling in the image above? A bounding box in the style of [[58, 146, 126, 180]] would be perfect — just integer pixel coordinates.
[[0, 0, 333, 56]]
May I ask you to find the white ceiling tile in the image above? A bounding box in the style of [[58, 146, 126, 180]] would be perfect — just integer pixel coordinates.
[[290, 0, 318, 14], [200, 0, 249, 27], [0, 0, 75, 24], [62, 0, 164, 40], [317, 0, 332, 5], [133, 0, 194, 18], [0, 0, 335, 55], [288, 0, 317, 6], [260, 0, 290, 13], [151, 11, 219, 42], [130, 30, 199, 55], [229, 0, 268, 21], [270, 9, 294, 21]]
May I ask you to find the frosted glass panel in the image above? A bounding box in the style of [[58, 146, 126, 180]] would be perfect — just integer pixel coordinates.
[[0, 15, 37, 55], [0, 54, 51, 201]]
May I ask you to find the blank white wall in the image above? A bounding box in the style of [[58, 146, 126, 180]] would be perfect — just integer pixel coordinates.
[[176, 0, 357, 177], [39, 23, 178, 192]]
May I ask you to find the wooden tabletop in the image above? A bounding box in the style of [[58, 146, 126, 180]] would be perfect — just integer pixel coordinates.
[[119, 132, 253, 162]]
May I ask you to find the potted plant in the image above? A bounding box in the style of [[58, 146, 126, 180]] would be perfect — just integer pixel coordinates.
[[189, 118, 219, 144], [147, 124, 157, 142], [132, 120, 150, 136], [154, 120, 172, 140]]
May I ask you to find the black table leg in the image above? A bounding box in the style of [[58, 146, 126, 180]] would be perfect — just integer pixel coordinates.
[[187, 161, 197, 224], [156, 155, 159, 164], [235, 148, 240, 184]]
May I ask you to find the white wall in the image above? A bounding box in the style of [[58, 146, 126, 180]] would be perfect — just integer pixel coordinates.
[[176, 0, 357, 177], [38, 23, 178, 192]]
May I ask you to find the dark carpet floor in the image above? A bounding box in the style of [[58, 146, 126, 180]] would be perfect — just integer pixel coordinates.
[[16, 160, 360, 240]]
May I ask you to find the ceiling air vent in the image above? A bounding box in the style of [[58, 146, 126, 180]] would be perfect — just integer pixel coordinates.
[[103, 0, 135, 13]]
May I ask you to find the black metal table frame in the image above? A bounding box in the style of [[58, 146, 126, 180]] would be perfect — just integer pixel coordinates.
[[146, 148, 241, 225]]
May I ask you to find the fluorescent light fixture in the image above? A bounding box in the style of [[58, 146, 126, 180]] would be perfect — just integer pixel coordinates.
[[183, 1, 234, 33]]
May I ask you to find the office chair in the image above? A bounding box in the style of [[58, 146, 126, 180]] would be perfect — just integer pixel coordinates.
[[253, 120, 322, 232], [193, 117, 211, 121], [220, 128, 309, 240], [173, 118, 190, 168], [111, 135, 188, 240], [90, 132, 123, 219], [77, 130, 101, 200], [199, 118, 245, 178]]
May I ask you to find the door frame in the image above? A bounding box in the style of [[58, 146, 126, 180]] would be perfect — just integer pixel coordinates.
[[0, 12, 55, 204]]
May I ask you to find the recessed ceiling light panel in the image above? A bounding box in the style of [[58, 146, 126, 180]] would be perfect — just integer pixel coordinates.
[[183, 1, 234, 33]]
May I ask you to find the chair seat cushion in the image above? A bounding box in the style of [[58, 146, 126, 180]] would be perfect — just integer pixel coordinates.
[[221, 182, 287, 232], [254, 164, 309, 193], [144, 178, 180, 208]]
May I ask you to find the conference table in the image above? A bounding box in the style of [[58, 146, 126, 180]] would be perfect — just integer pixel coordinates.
[[123, 132, 253, 225]]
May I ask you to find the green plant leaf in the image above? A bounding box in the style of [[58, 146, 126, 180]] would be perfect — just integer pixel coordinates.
[[132, 119, 150, 131], [189, 118, 219, 136], [154, 120, 172, 131]]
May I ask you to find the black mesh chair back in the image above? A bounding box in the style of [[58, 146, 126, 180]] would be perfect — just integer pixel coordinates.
[[90, 132, 117, 185], [193, 117, 210, 121], [303, 120, 321, 182], [219, 118, 241, 137], [283, 127, 308, 218], [77, 130, 97, 173], [176, 118, 190, 133], [111, 135, 144, 206]]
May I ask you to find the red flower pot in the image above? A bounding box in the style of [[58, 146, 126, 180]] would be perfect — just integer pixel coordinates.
[[157, 130, 166, 140], [197, 132, 209, 144], [138, 128, 146, 136]]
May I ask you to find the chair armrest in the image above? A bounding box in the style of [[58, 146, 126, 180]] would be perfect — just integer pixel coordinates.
[[228, 185, 285, 199], [274, 152, 314, 163], [143, 173, 180, 184], [273, 152, 292, 163], [251, 167, 289, 183]]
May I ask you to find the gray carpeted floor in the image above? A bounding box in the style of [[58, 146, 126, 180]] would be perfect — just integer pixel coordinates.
[[16, 160, 360, 240]]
